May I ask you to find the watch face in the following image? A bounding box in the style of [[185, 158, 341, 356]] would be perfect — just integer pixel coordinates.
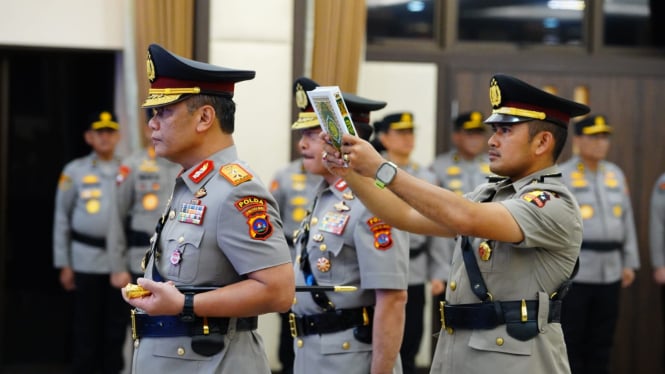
[[377, 163, 396, 183]]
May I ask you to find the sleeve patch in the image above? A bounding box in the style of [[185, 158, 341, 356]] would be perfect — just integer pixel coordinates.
[[234, 196, 273, 241], [367, 216, 393, 250], [58, 173, 73, 191], [521, 190, 557, 208]]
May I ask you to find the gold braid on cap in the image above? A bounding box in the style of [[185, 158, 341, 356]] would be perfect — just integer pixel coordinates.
[[492, 107, 546, 120]]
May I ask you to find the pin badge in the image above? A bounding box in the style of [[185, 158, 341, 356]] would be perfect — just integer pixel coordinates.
[[316, 257, 331, 272], [478, 241, 492, 261]]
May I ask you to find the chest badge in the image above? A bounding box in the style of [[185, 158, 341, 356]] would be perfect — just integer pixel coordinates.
[[170, 248, 182, 265], [334, 200, 350, 212], [142, 193, 159, 211], [478, 241, 492, 261], [178, 199, 206, 225], [316, 257, 331, 272], [319, 212, 350, 235], [86, 199, 100, 214]]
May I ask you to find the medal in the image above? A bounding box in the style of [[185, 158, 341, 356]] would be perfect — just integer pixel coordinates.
[[86, 199, 100, 214], [316, 257, 331, 272], [142, 193, 159, 211], [478, 241, 492, 261], [170, 248, 182, 265]]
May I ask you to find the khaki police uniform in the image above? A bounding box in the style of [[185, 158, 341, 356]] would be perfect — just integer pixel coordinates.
[[53, 112, 128, 374], [129, 43, 293, 374], [133, 146, 291, 373], [431, 165, 581, 373], [289, 80, 409, 373], [560, 149, 639, 373], [108, 147, 181, 276], [429, 74, 590, 374], [650, 172, 665, 269], [430, 151, 490, 196], [291, 178, 409, 374]]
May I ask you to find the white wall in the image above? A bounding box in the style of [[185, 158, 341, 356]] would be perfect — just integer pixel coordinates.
[[0, 0, 124, 49]]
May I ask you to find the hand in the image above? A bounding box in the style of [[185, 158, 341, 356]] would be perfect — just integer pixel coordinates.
[[110, 271, 132, 289], [320, 133, 385, 179], [59, 267, 76, 291], [122, 277, 184, 316], [654, 267, 665, 285], [430, 279, 446, 296], [621, 268, 635, 288]]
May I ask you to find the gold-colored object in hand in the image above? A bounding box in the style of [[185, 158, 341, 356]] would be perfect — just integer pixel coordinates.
[[125, 283, 152, 299]]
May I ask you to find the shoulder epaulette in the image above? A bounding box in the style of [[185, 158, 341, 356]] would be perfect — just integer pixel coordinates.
[[219, 163, 253, 186]]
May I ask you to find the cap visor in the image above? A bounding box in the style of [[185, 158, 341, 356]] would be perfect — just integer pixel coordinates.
[[484, 113, 533, 125]]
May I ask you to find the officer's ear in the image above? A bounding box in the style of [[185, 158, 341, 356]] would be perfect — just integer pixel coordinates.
[[194, 105, 216, 133], [532, 130, 554, 157]]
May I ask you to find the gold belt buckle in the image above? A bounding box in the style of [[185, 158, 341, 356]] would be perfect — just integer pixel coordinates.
[[288, 313, 298, 338], [130, 309, 137, 340]]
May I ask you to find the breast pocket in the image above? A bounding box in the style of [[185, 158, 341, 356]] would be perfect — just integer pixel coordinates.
[[473, 238, 509, 273], [163, 225, 205, 283], [308, 232, 347, 285]]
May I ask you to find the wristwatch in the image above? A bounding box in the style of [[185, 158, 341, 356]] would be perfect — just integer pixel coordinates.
[[375, 161, 398, 189], [180, 293, 195, 322]]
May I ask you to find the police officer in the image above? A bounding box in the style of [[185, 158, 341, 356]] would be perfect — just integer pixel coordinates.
[[108, 111, 181, 286], [559, 114, 640, 374], [269, 77, 323, 374], [372, 111, 449, 374], [289, 91, 409, 374], [321, 74, 591, 374], [121, 44, 294, 373], [429, 111, 491, 195], [427, 110, 491, 353], [52, 111, 127, 374]]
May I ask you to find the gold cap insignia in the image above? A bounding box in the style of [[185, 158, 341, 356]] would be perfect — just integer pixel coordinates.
[[489, 78, 501, 108], [146, 51, 156, 82], [295, 83, 308, 109]]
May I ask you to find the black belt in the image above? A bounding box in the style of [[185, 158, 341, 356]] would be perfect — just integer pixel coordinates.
[[127, 229, 151, 247], [131, 312, 257, 338], [440, 299, 561, 330], [71, 229, 105, 248], [409, 242, 427, 259], [289, 306, 373, 337], [581, 241, 622, 252]]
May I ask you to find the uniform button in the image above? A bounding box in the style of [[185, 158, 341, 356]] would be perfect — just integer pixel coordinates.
[[177, 347, 186, 356], [296, 255, 301, 264], [133, 339, 140, 348], [446, 327, 454, 335], [297, 339, 304, 348], [342, 342, 350, 350], [319, 244, 327, 252], [496, 337, 504, 346], [178, 236, 184, 243], [292, 297, 297, 305], [450, 281, 457, 291], [169, 210, 176, 220], [311, 217, 318, 225]]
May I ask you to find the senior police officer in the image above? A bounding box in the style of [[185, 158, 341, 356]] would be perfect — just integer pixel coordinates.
[[108, 111, 181, 285], [289, 90, 409, 374], [121, 44, 294, 373], [559, 114, 640, 374], [320, 74, 590, 374], [372, 112, 449, 374], [52, 111, 127, 374], [269, 77, 323, 374]]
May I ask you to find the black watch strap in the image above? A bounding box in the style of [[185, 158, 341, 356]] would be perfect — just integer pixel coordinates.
[[180, 292, 195, 322]]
